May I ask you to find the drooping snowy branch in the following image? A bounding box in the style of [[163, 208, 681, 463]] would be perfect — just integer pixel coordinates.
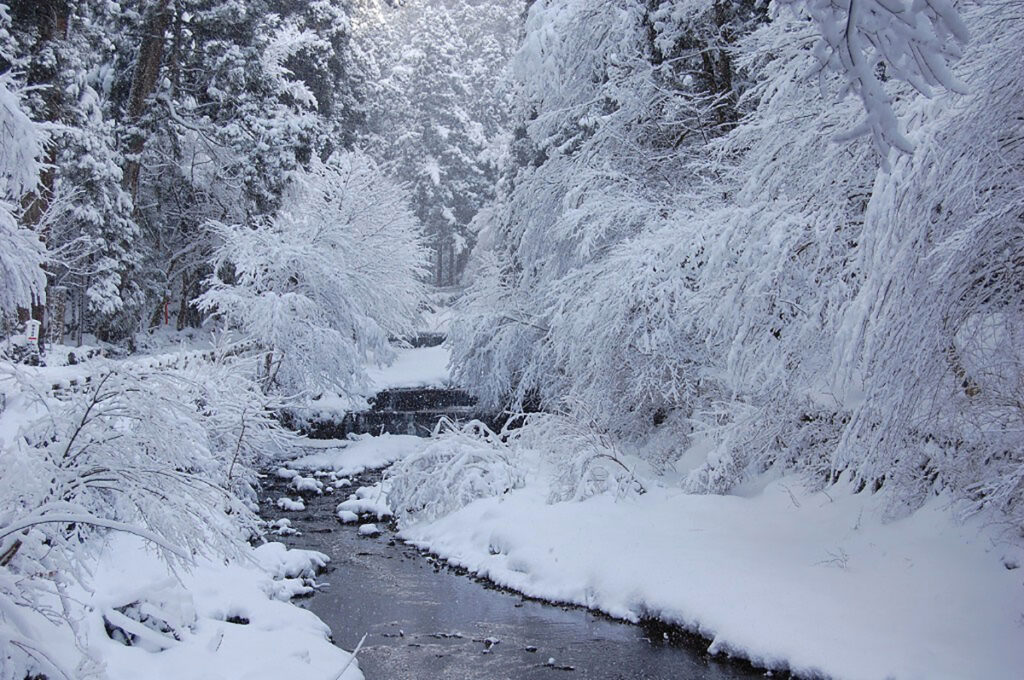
[[779, 0, 969, 159], [0, 69, 47, 313]]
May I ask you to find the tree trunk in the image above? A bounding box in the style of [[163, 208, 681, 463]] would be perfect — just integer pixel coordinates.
[[176, 272, 191, 331], [122, 0, 172, 203], [48, 286, 66, 346], [74, 284, 85, 347], [15, 0, 70, 339]]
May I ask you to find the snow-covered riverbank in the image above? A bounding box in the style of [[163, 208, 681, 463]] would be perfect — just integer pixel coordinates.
[[76, 536, 362, 680], [0, 347, 366, 680], [392, 460, 1024, 679], [303, 434, 1023, 680]]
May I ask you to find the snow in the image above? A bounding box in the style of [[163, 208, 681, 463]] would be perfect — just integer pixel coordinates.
[[358, 523, 381, 537], [276, 497, 306, 512], [396, 454, 1024, 680], [337, 486, 393, 521], [82, 535, 362, 680], [291, 474, 324, 494], [365, 344, 451, 390], [337, 510, 359, 524], [296, 344, 451, 421], [289, 433, 428, 476], [423, 157, 442, 186]]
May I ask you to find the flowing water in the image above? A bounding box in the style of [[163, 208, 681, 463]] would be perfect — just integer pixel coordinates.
[[261, 471, 769, 680]]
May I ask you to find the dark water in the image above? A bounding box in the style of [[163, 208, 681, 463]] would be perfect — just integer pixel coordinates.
[[261, 473, 768, 680]]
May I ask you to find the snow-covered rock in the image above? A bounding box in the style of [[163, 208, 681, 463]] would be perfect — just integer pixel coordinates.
[[252, 542, 328, 580], [291, 475, 324, 495], [276, 497, 305, 512], [337, 510, 359, 524], [275, 467, 299, 480]]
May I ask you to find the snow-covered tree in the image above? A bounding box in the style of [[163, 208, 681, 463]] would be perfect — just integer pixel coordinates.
[[0, 63, 47, 316], [354, 0, 519, 285], [198, 152, 428, 395], [451, 0, 1022, 528], [0, 3, 48, 319], [829, 0, 1024, 522], [451, 0, 765, 435]]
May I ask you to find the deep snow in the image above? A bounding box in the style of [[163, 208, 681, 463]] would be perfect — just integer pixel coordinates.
[[83, 535, 362, 680], [386, 452, 1024, 680]]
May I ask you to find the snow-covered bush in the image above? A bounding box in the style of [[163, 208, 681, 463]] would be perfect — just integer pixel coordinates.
[[0, 357, 289, 678], [198, 152, 429, 395], [0, 365, 259, 558], [514, 410, 646, 503], [181, 351, 300, 505], [386, 419, 525, 524]]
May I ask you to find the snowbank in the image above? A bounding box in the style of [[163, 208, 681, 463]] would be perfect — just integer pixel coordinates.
[[300, 345, 452, 419], [366, 345, 450, 391], [83, 535, 362, 680], [398, 463, 1024, 680], [289, 433, 427, 476]]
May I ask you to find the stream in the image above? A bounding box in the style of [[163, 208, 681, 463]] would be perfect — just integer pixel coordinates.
[[260, 470, 769, 680]]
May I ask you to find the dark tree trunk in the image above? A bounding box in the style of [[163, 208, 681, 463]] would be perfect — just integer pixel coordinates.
[[122, 0, 172, 202], [14, 0, 70, 340]]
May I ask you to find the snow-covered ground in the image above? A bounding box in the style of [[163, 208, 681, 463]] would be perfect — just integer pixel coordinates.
[[381, 448, 1024, 680], [289, 434, 427, 476], [294, 345, 452, 421], [70, 535, 362, 680], [365, 345, 451, 391]]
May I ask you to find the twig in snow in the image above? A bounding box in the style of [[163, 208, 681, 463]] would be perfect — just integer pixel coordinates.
[[331, 632, 367, 680]]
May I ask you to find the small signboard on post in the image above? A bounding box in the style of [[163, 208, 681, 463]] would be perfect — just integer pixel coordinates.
[[25, 320, 41, 351]]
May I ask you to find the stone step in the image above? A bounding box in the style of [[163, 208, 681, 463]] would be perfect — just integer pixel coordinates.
[[368, 387, 476, 412], [301, 408, 503, 439]]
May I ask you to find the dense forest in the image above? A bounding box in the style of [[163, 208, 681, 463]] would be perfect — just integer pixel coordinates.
[[452, 0, 1024, 527], [1, 1, 1022, 678], [1, 0, 515, 344]]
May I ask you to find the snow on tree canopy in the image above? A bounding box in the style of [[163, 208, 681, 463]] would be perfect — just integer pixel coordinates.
[[198, 151, 428, 395]]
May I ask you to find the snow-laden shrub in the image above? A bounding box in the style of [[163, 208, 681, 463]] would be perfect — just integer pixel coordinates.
[[385, 419, 524, 524], [513, 410, 646, 503], [181, 352, 300, 506], [682, 398, 846, 495], [0, 358, 288, 679]]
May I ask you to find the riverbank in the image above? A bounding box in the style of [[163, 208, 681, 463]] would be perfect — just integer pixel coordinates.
[[262, 464, 766, 680], [283, 433, 1024, 680], [391, 454, 1024, 680]]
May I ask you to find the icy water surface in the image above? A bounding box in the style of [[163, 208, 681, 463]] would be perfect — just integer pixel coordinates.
[[261, 472, 768, 680]]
